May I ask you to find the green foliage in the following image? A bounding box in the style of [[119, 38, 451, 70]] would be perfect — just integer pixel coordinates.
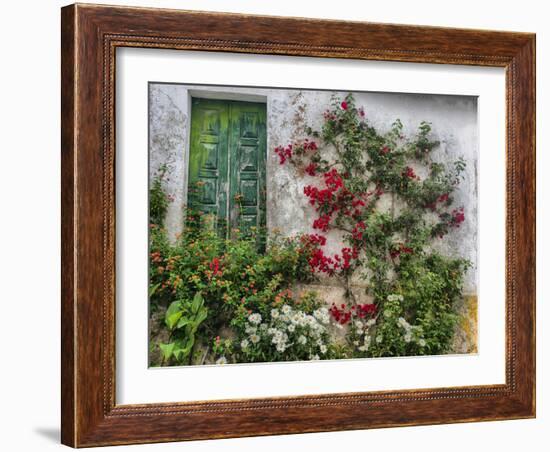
[[159, 293, 208, 365], [149, 166, 169, 226]]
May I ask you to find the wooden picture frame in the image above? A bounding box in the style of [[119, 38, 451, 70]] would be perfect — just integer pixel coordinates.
[[61, 3, 535, 447]]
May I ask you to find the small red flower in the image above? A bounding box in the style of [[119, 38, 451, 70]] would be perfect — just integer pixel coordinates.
[[304, 139, 318, 151], [301, 233, 327, 246], [274, 144, 292, 165], [352, 221, 366, 240], [451, 207, 465, 227], [305, 162, 317, 176], [402, 166, 417, 179], [341, 101, 348, 110], [209, 257, 223, 277], [438, 193, 449, 203], [357, 303, 376, 318], [312, 214, 331, 232], [390, 243, 414, 259]]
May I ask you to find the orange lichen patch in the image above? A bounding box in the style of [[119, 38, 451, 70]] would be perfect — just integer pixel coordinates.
[[452, 294, 478, 354]]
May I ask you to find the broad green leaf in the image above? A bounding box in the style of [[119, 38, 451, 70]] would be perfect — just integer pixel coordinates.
[[176, 317, 192, 329], [195, 308, 208, 327], [191, 293, 203, 313], [171, 340, 188, 362], [183, 336, 195, 354], [159, 342, 175, 361], [173, 347, 184, 361], [148, 282, 161, 298], [165, 301, 183, 330]]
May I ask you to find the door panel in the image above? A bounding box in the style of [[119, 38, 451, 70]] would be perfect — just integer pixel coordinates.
[[188, 98, 266, 238], [188, 99, 229, 234], [229, 102, 266, 237]]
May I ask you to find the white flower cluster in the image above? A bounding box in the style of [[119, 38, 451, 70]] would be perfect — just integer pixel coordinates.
[[241, 305, 331, 360], [248, 313, 262, 325], [352, 316, 377, 352], [387, 294, 404, 302], [397, 316, 426, 346]]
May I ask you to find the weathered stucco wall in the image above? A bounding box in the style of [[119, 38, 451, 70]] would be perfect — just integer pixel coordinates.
[[149, 83, 478, 295]]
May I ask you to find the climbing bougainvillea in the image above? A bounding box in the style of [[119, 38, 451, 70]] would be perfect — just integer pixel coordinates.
[[274, 93, 471, 357]]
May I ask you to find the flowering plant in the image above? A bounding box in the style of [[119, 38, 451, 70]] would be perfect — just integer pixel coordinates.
[[223, 292, 335, 363], [274, 94, 471, 356]]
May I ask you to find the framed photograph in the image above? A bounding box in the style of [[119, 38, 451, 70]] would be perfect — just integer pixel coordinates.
[[61, 3, 535, 447]]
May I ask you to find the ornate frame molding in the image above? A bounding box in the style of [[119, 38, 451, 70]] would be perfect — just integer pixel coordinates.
[[61, 4, 535, 447]]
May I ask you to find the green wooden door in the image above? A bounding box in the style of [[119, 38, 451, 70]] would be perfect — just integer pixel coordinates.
[[188, 98, 266, 237]]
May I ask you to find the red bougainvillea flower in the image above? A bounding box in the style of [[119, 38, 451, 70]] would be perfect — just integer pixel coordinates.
[[401, 245, 413, 254], [329, 303, 352, 324], [438, 193, 449, 203], [358, 107, 365, 118], [357, 303, 377, 318], [274, 144, 293, 165], [351, 199, 365, 208], [341, 247, 355, 270], [402, 166, 417, 179], [324, 168, 344, 190], [303, 233, 327, 246], [312, 214, 331, 232], [305, 162, 317, 176], [329, 302, 375, 324], [303, 169, 346, 222], [341, 101, 348, 110], [425, 192, 450, 211], [390, 243, 414, 259], [303, 139, 318, 151], [308, 245, 358, 276], [451, 207, 465, 227], [309, 248, 338, 275], [380, 146, 390, 155], [352, 221, 366, 240]]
